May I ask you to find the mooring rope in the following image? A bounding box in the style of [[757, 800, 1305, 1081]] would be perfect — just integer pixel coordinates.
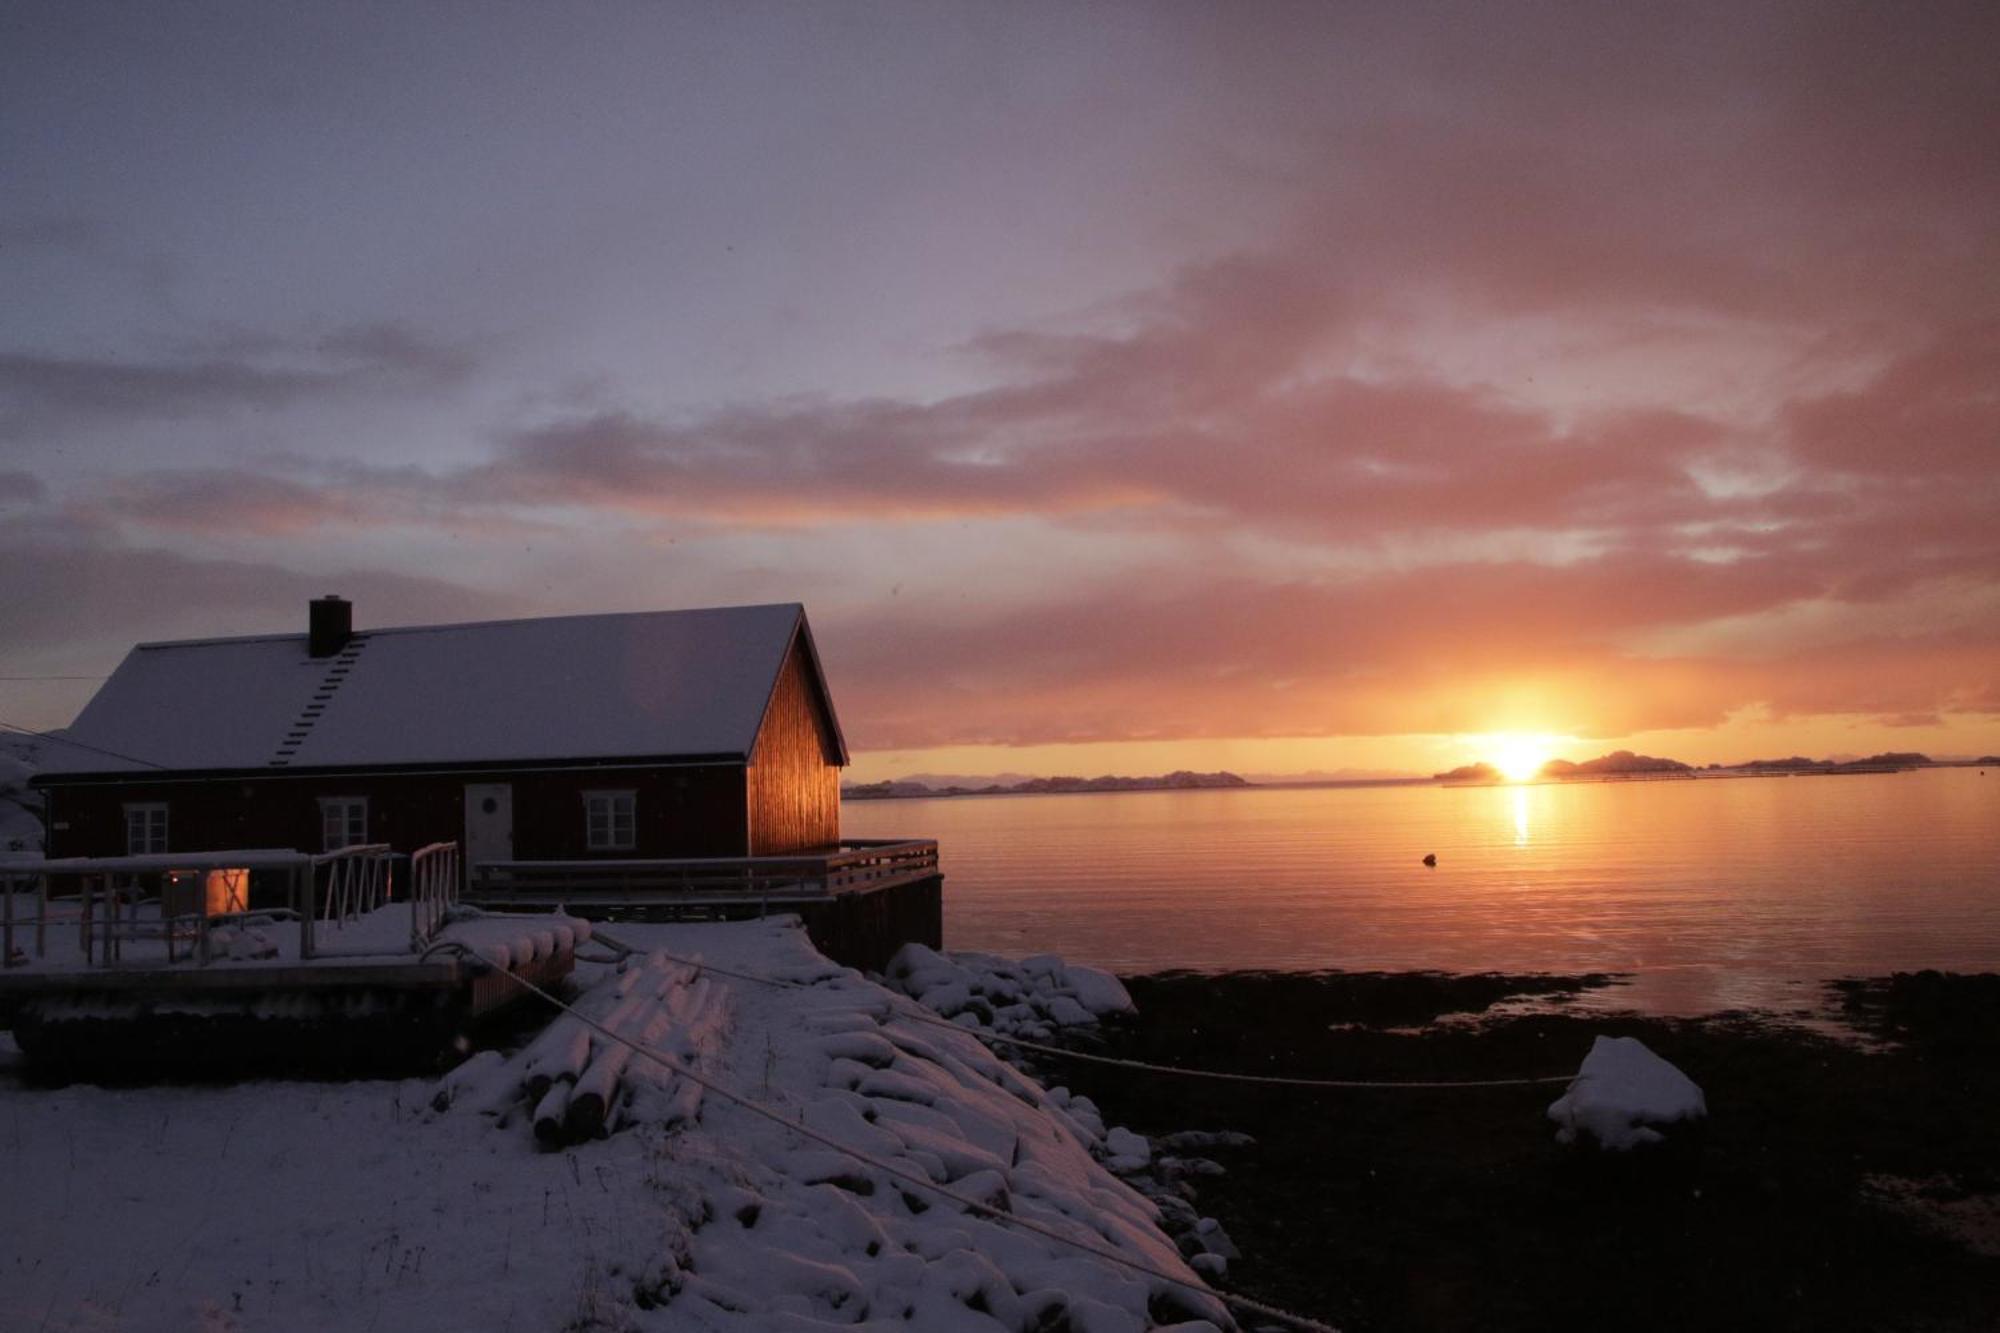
[[461, 944, 1345, 1333], [586, 933, 1577, 1090]]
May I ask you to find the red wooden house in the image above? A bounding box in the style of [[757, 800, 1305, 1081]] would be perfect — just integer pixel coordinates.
[[33, 598, 848, 865]]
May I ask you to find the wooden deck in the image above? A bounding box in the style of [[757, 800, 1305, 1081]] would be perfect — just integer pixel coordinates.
[[463, 838, 944, 971], [0, 843, 574, 1070], [463, 838, 940, 911]]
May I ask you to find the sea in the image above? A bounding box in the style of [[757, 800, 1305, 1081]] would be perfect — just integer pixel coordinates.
[[843, 766, 2000, 1016]]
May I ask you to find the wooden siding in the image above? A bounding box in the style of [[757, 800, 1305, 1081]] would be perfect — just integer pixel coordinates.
[[747, 639, 843, 855], [42, 764, 751, 865]]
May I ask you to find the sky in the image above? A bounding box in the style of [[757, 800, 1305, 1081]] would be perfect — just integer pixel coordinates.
[[3, 1, 1996, 782]]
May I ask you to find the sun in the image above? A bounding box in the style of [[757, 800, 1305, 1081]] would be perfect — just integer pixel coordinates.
[[1488, 732, 1559, 783]]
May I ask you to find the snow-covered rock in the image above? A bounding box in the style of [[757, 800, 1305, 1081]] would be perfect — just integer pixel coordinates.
[[1065, 962, 1136, 1016], [882, 942, 1135, 1040], [1106, 1125, 1153, 1172], [1548, 1034, 1708, 1150]]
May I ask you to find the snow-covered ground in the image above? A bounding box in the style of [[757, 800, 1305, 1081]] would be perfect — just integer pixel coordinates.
[[0, 917, 1231, 1332]]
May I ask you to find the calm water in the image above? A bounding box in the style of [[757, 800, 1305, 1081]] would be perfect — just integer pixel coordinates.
[[844, 768, 2000, 1015]]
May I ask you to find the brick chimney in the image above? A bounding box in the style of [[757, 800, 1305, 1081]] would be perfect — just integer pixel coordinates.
[[309, 595, 352, 657]]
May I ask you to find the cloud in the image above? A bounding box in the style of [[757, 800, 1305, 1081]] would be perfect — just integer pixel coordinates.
[[815, 565, 2000, 749], [0, 321, 472, 437], [0, 470, 48, 507], [11, 0, 1997, 753], [61, 229, 1997, 755], [0, 512, 524, 670]]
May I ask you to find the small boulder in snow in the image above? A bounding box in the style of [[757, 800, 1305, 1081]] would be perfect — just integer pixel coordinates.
[[1548, 1034, 1707, 1150], [1103, 1125, 1152, 1172], [1043, 995, 1095, 1027], [1062, 963, 1134, 1016]]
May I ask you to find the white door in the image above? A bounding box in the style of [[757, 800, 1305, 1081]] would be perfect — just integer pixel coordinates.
[[463, 783, 514, 876]]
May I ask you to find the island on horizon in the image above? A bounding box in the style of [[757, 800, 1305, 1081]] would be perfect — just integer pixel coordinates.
[[839, 750, 1980, 800], [842, 770, 1252, 800], [1433, 749, 1949, 784]]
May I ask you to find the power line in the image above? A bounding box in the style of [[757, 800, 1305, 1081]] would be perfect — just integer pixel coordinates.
[[0, 718, 167, 770], [0, 675, 107, 681]]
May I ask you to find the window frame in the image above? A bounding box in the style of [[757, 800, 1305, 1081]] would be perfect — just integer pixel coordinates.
[[124, 802, 168, 855], [318, 795, 369, 852], [583, 789, 636, 853]]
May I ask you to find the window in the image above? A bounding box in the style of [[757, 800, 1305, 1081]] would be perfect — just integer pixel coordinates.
[[124, 803, 168, 855], [319, 796, 368, 851], [584, 790, 635, 852]]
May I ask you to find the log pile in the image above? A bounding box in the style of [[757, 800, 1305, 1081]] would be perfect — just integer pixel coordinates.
[[432, 950, 728, 1147]]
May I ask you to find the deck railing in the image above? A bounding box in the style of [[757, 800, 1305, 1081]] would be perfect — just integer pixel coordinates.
[[304, 843, 402, 959], [12, 846, 446, 967], [2, 867, 51, 967], [17, 851, 316, 967], [466, 838, 940, 909], [409, 841, 459, 949], [315, 844, 395, 924]]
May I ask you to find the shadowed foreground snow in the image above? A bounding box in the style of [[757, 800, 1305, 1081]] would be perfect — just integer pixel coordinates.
[[0, 918, 1227, 1332]]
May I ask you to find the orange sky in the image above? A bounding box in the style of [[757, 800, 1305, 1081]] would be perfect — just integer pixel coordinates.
[[845, 714, 2000, 786], [3, 4, 1995, 780]]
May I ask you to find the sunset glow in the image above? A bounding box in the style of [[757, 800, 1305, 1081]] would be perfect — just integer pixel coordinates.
[[1487, 734, 1564, 784], [1, 4, 1995, 779], [6, 11, 2000, 1333]]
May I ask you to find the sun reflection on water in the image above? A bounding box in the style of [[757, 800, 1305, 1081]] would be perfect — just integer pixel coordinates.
[[1513, 786, 1530, 846]]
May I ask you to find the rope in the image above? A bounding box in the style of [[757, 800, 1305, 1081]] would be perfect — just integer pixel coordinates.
[[586, 933, 1576, 1090], [466, 946, 1343, 1333]]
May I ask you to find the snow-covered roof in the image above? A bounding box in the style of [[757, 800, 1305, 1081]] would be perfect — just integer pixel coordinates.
[[37, 603, 845, 777]]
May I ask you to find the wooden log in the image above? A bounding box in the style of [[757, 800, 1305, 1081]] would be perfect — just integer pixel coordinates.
[[533, 1079, 574, 1146], [431, 1049, 511, 1114], [510, 1005, 586, 1078], [564, 1045, 633, 1141], [567, 981, 686, 1139], [522, 1021, 592, 1102]]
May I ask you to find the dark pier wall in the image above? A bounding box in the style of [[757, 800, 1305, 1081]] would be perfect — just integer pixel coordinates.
[[794, 876, 943, 973]]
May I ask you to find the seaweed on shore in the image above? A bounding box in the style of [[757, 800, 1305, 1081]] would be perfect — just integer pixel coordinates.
[[1052, 970, 2000, 1333], [1830, 970, 2000, 1055]]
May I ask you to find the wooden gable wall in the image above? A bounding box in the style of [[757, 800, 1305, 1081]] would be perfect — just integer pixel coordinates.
[[746, 636, 843, 855]]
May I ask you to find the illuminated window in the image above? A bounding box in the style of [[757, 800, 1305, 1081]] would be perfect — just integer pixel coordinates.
[[319, 796, 368, 851], [584, 790, 635, 851], [124, 803, 168, 855]]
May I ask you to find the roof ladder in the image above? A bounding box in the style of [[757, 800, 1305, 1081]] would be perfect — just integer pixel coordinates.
[[269, 636, 370, 767]]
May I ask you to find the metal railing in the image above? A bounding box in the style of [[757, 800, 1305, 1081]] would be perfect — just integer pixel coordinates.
[[314, 843, 395, 924], [10, 847, 442, 967], [16, 852, 317, 968], [301, 843, 402, 960], [466, 838, 940, 909], [2, 867, 54, 968], [409, 841, 459, 949]]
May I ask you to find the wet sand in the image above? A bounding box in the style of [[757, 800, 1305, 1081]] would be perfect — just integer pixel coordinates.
[[1032, 970, 2000, 1332]]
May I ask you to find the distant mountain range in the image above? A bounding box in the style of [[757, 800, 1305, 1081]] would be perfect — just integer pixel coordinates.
[[1434, 749, 1953, 783], [1718, 752, 1934, 771], [1432, 750, 1693, 782], [847, 750, 1989, 800], [842, 770, 1252, 800]]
